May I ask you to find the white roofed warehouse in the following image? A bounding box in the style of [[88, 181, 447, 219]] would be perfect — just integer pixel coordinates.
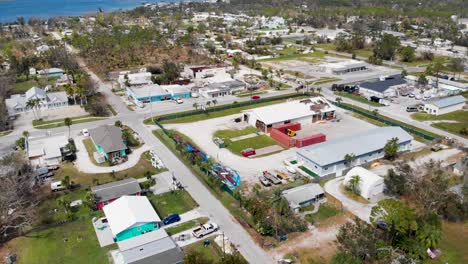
[[241, 97, 336, 133], [423, 95, 465, 116], [296, 127, 413, 177], [343, 167, 384, 200]]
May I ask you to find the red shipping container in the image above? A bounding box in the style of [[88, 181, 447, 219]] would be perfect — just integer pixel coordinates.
[[272, 122, 301, 133], [271, 128, 295, 147], [296, 133, 326, 148]]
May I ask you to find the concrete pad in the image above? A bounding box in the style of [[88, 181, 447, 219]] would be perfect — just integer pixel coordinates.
[[92, 217, 115, 247], [253, 145, 284, 156]]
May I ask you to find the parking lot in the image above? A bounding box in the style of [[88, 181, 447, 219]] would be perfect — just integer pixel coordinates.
[[164, 107, 385, 185]]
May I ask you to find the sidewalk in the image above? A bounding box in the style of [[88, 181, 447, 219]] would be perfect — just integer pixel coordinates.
[[74, 136, 151, 173]]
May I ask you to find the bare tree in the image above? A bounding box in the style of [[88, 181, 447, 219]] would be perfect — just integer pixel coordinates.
[[0, 153, 38, 241]]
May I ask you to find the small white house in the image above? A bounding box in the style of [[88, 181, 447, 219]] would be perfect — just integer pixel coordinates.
[[343, 167, 384, 200], [423, 95, 465, 115]]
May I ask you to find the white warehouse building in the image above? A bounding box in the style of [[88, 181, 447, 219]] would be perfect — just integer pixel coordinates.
[[296, 127, 413, 177], [318, 60, 368, 75], [423, 95, 465, 116], [343, 167, 384, 200]]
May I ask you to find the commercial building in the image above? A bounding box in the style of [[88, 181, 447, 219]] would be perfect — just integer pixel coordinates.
[[5, 87, 68, 116], [358, 75, 407, 99], [91, 178, 141, 210], [103, 196, 161, 242], [112, 229, 183, 264], [118, 71, 153, 87], [296, 127, 413, 177], [89, 125, 128, 162], [343, 167, 384, 200], [241, 97, 336, 132], [423, 95, 466, 115], [198, 80, 245, 98], [27, 134, 69, 167], [318, 60, 368, 75], [282, 183, 325, 212], [126, 84, 191, 103]]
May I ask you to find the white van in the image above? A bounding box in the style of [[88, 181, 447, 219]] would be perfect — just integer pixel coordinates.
[[51, 181, 65, 192]]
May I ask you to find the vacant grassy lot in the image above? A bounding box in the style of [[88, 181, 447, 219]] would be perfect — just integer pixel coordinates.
[[226, 135, 278, 155], [432, 122, 467, 138], [183, 238, 225, 263], [54, 151, 163, 187], [14, 77, 57, 93], [430, 221, 468, 264], [411, 110, 468, 123], [335, 92, 382, 107], [147, 190, 198, 219], [165, 217, 209, 235], [305, 204, 340, 224], [214, 127, 258, 139]]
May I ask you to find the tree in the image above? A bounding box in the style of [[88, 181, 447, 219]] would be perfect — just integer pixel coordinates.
[[425, 58, 444, 88], [64, 117, 72, 139], [401, 69, 408, 77], [383, 137, 399, 160], [373, 34, 400, 60], [26, 98, 40, 120], [417, 74, 428, 87], [399, 47, 415, 62], [83, 191, 96, 210], [0, 153, 38, 241], [212, 99, 218, 107], [370, 199, 418, 239], [192, 102, 199, 110], [347, 175, 361, 195], [336, 218, 383, 262], [62, 175, 71, 190], [344, 153, 356, 167], [114, 120, 122, 127], [384, 167, 409, 196], [206, 101, 211, 108], [447, 57, 464, 79], [336, 97, 343, 104], [372, 109, 379, 116], [417, 223, 442, 249]]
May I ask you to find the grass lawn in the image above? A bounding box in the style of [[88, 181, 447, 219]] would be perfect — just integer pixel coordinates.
[[147, 190, 198, 219], [150, 95, 308, 125], [213, 127, 259, 139], [33, 115, 108, 129], [352, 48, 373, 58], [54, 151, 163, 187], [432, 122, 468, 138], [259, 50, 327, 62], [335, 92, 382, 107], [10, 189, 113, 264], [314, 43, 336, 50], [430, 221, 468, 264], [411, 110, 468, 123], [305, 204, 340, 224], [234, 90, 267, 97], [33, 115, 91, 126], [183, 238, 225, 263], [14, 77, 57, 94], [226, 135, 278, 155], [165, 217, 209, 236], [312, 77, 341, 85], [341, 185, 370, 204]]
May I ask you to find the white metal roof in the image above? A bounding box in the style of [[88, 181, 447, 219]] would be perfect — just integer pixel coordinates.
[[425, 95, 465, 109], [297, 127, 413, 166], [344, 167, 384, 199], [242, 97, 335, 125], [103, 196, 161, 237]]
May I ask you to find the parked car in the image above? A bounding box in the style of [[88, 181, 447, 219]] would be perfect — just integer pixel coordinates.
[[81, 129, 89, 137], [406, 106, 419, 112], [241, 148, 256, 157], [408, 93, 415, 98], [259, 175, 271, 187], [251, 95, 261, 100], [175, 98, 183, 104], [163, 214, 181, 225], [263, 171, 282, 185], [192, 222, 219, 238], [50, 181, 65, 192]]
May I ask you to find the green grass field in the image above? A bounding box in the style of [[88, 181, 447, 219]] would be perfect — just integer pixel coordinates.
[[14, 77, 57, 93], [335, 92, 382, 107], [304, 204, 340, 224], [165, 217, 209, 236], [259, 50, 327, 62], [213, 127, 258, 139], [411, 110, 468, 123], [147, 190, 198, 219], [429, 221, 468, 264], [432, 122, 467, 138], [226, 135, 278, 155], [183, 238, 225, 263], [33, 115, 107, 129]]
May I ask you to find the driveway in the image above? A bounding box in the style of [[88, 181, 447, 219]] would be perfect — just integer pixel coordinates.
[[324, 177, 376, 223], [74, 135, 150, 173]]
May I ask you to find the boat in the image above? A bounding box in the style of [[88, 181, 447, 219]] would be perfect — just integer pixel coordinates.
[[211, 163, 241, 189]]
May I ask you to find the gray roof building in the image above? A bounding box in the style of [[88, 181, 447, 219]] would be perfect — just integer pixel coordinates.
[[359, 75, 406, 93], [115, 229, 183, 264], [297, 127, 413, 167], [91, 178, 141, 203], [89, 125, 127, 153], [282, 183, 324, 210], [426, 95, 466, 109], [5, 87, 68, 115]]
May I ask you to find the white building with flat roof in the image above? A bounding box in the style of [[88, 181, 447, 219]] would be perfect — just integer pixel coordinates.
[[296, 127, 413, 177], [318, 60, 368, 75], [423, 95, 466, 115], [27, 134, 68, 167]]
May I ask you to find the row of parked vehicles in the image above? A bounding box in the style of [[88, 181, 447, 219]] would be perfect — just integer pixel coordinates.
[[259, 167, 296, 186]]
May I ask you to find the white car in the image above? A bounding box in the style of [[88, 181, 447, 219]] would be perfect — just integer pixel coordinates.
[[285, 166, 297, 174], [175, 98, 183, 104], [82, 129, 89, 137]]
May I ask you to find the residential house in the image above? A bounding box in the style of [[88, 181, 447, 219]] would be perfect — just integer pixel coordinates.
[[91, 178, 142, 210], [103, 196, 161, 242], [282, 183, 325, 213], [423, 95, 466, 115], [27, 134, 69, 167], [89, 125, 128, 162], [296, 127, 413, 177], [5, 87, 68, 116]]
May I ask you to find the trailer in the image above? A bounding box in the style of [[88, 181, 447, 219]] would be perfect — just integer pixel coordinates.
[[263, 171, 281, 185]]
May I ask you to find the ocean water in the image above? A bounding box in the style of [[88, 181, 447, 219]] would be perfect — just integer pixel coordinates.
[[0, 0, 145, 23]]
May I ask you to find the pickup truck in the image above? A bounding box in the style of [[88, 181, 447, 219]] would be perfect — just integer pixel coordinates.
[[192, 222, 219, 238]]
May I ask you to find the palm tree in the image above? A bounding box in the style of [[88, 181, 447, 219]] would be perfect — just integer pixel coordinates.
[[76, 86, 86, 106], [26, 98, 39, 120], [372, 109, 379, 116], [344, 153, 356, 167], [211, 99, 217, 107], [192, 102, 199, 110], [347, 175, 361, 194], [418, 224, 442, 249], [64, 118, 72, 139], [62, 175, 71, 190], [316, 87, 322, 94], [206, 101, 211, 108], [336, 97, 343, 104]]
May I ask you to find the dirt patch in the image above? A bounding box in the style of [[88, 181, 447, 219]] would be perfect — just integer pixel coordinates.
[[268, 215, 350, 262]]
